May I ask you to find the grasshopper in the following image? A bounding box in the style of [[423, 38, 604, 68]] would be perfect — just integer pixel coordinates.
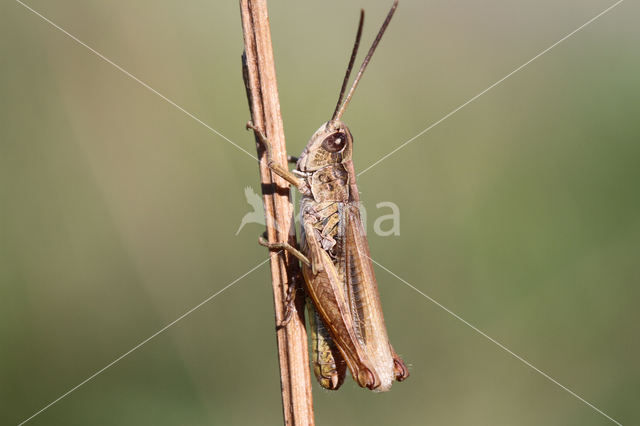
[[248, 0, 408, 392]]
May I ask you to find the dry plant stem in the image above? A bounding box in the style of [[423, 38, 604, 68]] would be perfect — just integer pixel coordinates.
[[240, 1, 314, 425]]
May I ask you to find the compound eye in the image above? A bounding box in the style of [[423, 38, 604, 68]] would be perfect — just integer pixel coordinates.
[[322, 132, 347, 152]]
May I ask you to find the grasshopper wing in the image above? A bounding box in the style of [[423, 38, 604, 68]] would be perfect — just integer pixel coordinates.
[[301, 217, 381, 390], [344, 204, 409, 391]]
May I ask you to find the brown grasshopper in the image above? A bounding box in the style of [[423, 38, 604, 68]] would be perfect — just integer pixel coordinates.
[[248, 0, 408, 392]]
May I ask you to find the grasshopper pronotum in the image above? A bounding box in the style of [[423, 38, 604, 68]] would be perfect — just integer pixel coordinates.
[[248, 0, 408, 392]]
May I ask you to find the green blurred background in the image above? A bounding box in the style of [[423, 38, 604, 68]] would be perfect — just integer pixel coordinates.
[[1, 0, 638, 424]]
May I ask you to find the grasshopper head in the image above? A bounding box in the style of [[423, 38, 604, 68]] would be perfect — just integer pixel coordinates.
[[296, 120, 353, 172], [295, 1, 397, 174]]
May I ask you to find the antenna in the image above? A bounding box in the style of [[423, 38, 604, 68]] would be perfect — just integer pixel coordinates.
[[331, 10, 365, 121], [333, 0, 398, 122]]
